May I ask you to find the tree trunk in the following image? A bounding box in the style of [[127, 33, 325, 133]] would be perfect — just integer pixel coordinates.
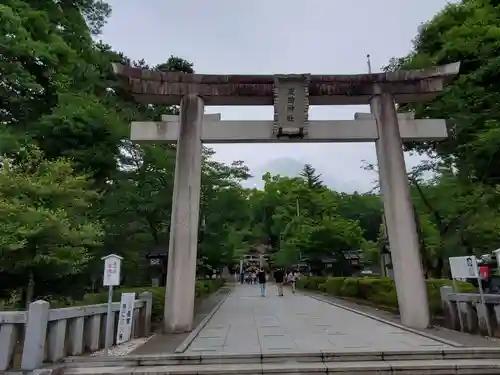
[[25, 270, 35, 309], [434, 256, 444, 278]]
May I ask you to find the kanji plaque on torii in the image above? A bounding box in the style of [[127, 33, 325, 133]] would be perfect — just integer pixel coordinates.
[[272, 74, 310, 139], [113, 62, 460, 334]]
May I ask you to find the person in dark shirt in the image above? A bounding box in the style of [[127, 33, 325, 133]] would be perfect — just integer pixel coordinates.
[[273, 268, 285, 296], [257, 268, 266, 297]]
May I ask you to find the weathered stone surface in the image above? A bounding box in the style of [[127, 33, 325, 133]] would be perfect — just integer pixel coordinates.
[[184, 284, 450, 354], [272, 75, 310, 139], [130, 118, 447, 144], [111, 62, 460, 106]]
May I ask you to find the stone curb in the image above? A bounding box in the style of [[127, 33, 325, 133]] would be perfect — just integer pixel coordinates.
[[303, 291, 462, 347], [5, 364, 65, 375], [173, 287, 232, 353], [62, 358, 500, 375]]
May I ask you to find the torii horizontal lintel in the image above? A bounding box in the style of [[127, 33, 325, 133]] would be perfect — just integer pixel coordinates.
[[130, 113, 447, 144], [112, 62, 461, 105]]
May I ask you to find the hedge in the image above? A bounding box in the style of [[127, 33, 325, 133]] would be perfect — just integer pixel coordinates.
[[296, 276, 476, 316], [81, 279, 225, 322]]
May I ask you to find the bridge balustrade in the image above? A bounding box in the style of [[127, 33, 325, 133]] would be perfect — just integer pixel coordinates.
[[0, 292, 152, 371]]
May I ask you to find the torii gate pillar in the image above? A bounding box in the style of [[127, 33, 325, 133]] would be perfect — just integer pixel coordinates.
[[164, 94, 204, 333], [370, 92, 430, 329]]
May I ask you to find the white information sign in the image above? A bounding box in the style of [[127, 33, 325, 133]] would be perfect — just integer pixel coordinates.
[[494, 249, 500, 270], [449, 256, 479, 279], [102, 254, 123, 286], [116, 292, 135, 344]]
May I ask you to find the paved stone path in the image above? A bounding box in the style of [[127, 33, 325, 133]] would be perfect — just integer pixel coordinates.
[[185, 284, 451, 354]]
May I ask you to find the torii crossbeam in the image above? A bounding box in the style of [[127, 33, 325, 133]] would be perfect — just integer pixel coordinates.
[[131, 113, 447, 143]]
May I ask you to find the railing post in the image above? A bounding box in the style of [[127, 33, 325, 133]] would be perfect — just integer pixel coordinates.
[[0, 324, 18, 371], [495, 305, 500, 332], [139, 292, 152, 336], [440, 286, 459, 329], [21, 300, 50, 370], [461, 302, 478, 332], [84, 315, 101, 352], [47, 319, 67, 362], [68, 317, 85, 355]]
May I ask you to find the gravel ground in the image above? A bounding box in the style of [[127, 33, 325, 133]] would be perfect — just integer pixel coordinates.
[[90, 336, 155, 357]]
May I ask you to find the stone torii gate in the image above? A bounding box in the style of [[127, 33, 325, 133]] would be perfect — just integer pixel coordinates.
[[113, 63, 460, 333]]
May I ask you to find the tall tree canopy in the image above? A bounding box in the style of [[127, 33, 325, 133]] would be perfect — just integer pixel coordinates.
[[3, 0, 500, 306], [384, 0, 500, 276]]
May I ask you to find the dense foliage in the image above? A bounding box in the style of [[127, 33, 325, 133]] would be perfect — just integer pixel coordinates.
[[384, 0, 500, 277], [1, 0, 500, 307]]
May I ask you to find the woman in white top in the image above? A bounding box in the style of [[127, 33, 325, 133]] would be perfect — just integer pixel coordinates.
[[288, 271, 297, 293]]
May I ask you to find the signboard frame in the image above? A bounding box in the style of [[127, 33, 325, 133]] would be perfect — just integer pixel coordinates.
[[116, 292, 136, 345], [449, 256, 479, 279], [103, 254, 123, 286]]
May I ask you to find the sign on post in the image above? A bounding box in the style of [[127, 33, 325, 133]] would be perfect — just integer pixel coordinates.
[[101, 254, 123, 356], [116, 292, 135, 344], [103, 254, 123, 286], [449, 256, 478, 279], [448, 255, 492, 337]]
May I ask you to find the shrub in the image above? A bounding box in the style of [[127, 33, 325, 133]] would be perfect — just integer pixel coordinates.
[[296, 276, 326, 290], [426, 278, 475, 315], [297, 276, 475, 316], [80, 279, 225, 322]]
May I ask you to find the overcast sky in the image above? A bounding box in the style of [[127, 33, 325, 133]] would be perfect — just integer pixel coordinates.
[[101, 0, 452, 192]]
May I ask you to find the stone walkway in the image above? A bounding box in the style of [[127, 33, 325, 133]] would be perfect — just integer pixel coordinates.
[[185, 284, 451, 354]]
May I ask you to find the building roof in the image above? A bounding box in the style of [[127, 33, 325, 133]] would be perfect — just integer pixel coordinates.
[[145, 245, 168, 259]]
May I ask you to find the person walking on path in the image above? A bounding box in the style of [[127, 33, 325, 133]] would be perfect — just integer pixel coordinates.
[[274, 268, 285, 296], [288, 270, 297, 293], [257, 268, 267, 297]]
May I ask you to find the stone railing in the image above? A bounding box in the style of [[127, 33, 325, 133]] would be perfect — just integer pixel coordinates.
[[0, 292, 152, 371], [440, 286, 500, 337]]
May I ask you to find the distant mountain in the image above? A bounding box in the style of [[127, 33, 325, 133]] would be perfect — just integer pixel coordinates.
[[243, 157, 363, 192]]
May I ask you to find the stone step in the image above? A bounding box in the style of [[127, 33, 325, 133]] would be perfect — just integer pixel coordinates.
[[63, 359, 500, 375], [64, 347, 500, 367]]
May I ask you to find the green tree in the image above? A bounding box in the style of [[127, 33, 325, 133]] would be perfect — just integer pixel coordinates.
[[335, 192, 382, 242], [0, 0, 124, 185], [246, 172, 365, 272], [384, 0, 500, 274], [198, 150, 252, 272], [0, 146, 103, 305], [410, 167, 500, 277], [385, 0, 500, 185], [299, 164, 324, 189]]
